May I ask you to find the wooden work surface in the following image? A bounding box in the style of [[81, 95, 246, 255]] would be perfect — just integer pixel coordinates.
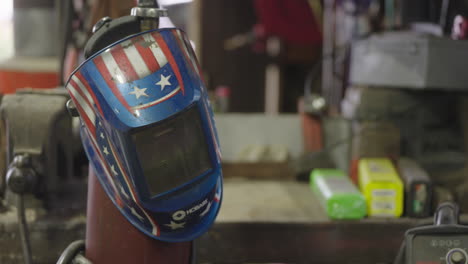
[[198, 179, 439, 263], [216, 179, 440, 224], [217, 179, 328, 222]]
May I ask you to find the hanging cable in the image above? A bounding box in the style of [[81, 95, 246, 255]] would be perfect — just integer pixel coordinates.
[[6, 154, 38, 264], [17, 194, 32, 264]]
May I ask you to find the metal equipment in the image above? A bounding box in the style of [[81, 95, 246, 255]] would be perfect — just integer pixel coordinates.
[[0, 89, 86, 264], [394, 202, 468, 264], [350, 31, 468, 90], [1, 89, 78, 204]]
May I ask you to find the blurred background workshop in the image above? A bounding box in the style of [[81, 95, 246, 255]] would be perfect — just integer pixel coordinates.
[[2, 0, 468, 263]]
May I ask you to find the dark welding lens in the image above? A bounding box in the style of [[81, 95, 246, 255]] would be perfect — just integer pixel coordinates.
[[132, 105, 212, 196]]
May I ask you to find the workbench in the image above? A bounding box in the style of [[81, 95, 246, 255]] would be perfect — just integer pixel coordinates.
[[197, 179, 436, 264], [0, 179, 443, 264]]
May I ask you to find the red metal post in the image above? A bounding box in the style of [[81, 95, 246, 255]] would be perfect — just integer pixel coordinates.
[[85, 168, 192, 264]]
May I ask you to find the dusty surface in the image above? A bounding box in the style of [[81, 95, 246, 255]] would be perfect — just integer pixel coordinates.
[[217, 179, 328, 222]]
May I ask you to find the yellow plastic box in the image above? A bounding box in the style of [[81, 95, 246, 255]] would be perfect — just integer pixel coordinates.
[[358, 158, 403, 217]]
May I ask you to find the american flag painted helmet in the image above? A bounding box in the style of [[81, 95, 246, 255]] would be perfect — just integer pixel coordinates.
[[66, 28, 222, 242]]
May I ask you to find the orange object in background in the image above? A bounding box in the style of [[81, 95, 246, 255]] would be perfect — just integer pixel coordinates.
[[0, 57, 59, 93], [301, 113, 323, 152], [350, 159, 359, 185], [298, 97, 323, 152]]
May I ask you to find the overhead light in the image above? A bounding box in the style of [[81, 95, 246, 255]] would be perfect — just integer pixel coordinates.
[[158, 0, 192, 6], [0, 0, 13, 21]]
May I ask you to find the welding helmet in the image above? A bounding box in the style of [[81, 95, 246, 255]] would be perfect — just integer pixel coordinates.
[[65, 28, 222, 242]]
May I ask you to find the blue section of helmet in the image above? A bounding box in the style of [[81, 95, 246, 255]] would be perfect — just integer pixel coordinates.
[[68, 28, 222, 242]]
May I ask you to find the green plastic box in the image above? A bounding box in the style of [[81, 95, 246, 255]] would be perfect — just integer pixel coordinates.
[[310, 169, 367, 219]]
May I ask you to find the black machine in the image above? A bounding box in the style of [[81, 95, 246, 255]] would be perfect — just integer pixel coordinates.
[[395, 202, 468, 264]]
